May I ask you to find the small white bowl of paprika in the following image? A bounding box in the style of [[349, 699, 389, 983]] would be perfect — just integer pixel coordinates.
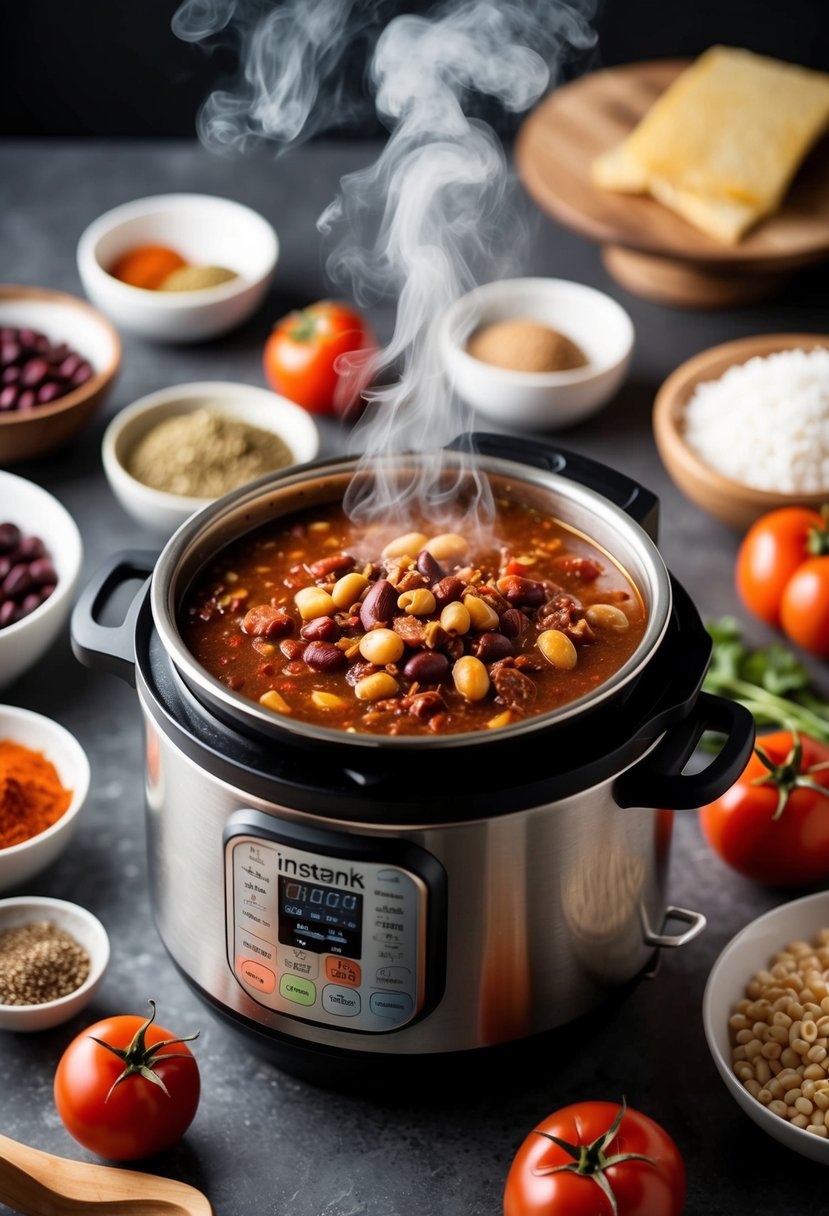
[[0, 705, 90, 895]]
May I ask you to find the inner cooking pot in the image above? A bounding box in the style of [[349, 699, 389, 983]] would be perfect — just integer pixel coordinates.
[[148, 432, 674, 752]]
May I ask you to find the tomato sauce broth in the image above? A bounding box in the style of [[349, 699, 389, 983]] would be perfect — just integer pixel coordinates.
[[180, 499, 647, 736]]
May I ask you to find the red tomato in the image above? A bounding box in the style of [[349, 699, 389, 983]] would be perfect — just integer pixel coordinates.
[[779, 557, 829, 658], [735, 506, 825, 628], [54, 1000, 200, 1161], [504, 1100, 685, 1216], [699, 731, 829, 886], [263, 300, 377, 415]]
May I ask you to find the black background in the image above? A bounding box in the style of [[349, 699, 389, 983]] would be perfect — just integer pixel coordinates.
[[4, 0, 829, 139]]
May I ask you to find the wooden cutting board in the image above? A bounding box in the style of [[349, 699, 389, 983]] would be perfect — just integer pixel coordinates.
[[514, 60, 829, 307]]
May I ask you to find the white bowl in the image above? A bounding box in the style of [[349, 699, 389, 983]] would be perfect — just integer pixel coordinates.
[[0, 705, 90, 894], [703, 891, 829, 1164], [0, 472, 83, 689], [0, 896, 109, 1031], [77, 193, 279, 343], [438, 277, 634, 429], [102, 381, 321, 537]]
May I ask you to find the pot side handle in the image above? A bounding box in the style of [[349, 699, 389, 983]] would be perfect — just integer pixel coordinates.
[[614, 691, 755, 810], [70, 551, 157, 688], [450, 432, 659, 535]]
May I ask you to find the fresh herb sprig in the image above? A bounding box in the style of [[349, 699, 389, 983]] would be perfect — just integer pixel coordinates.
[[703, 617, 829, 745]]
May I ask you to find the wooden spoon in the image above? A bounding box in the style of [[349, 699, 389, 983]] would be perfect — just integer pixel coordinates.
[[0, 1133, 214, 1216]]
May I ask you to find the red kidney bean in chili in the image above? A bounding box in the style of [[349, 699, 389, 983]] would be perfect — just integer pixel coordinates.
[[180, 500, 647, 736]]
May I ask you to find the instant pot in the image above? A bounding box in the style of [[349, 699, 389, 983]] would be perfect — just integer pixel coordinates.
[[72, 435, 754, 1081]]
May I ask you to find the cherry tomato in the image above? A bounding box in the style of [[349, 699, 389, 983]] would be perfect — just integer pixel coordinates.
[[54, 1000, 200, 1161], [779, 557, 829, 658], [735, 507, 826, 628], [263, 300, 377, 416], [504, 1100, 685, 1216], [699, 731, 829, 886]]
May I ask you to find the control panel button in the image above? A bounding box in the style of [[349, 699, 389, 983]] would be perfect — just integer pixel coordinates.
[[279, 974, 316, 1006], [322, 984, 361, 1017], [370, 991, 414, 1020], [278, 947, 319, 980], [237, 958, 276, 995], [325, 956, 361, 987]]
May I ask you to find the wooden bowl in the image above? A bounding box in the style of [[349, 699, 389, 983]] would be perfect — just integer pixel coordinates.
[[653, 333, 829, 531], [0, 285, 121, 465]]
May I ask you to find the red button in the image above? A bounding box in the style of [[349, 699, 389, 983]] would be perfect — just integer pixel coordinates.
[[325, 956, 361, 987], [237, 957, 276, 994]]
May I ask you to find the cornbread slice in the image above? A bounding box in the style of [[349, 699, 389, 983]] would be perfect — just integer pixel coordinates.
[[591, 47, 829, 243]]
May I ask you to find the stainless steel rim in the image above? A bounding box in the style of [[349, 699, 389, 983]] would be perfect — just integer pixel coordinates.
[[151, 451, 673, 750]]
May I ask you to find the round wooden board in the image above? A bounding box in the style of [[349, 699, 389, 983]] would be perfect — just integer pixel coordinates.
[[515, 60, 829, 307]]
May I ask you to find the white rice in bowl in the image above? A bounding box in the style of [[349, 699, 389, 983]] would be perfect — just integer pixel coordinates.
[[682, 348, 829, 493]]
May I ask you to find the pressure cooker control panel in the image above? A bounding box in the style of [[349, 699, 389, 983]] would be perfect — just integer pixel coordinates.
[[224, 811, 447, 1034]]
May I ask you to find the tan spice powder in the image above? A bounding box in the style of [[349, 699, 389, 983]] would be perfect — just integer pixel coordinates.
[[127, 408, 295, 498]]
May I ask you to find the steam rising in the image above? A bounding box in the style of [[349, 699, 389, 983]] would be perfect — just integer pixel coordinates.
[[174, 0, 596, 530]]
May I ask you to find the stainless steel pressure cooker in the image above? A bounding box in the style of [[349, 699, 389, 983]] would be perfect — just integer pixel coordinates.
[[72, 435, 754, 1081]]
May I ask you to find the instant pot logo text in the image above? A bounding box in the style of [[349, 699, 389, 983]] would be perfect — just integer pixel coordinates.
[[277, 854, 365, 890]]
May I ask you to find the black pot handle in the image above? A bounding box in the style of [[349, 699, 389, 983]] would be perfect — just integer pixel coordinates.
[[70, 550, 158, 688], [614, 692, 755, 810], [448, 432, 659, 534]]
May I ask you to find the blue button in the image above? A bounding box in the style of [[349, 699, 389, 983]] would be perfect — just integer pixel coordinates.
[[370, 991, 413, 1020], [322, 984, 361, 1017]]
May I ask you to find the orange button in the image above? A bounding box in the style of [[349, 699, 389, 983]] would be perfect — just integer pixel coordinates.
[[237, 957, 276, 994], [325, 956, 361, 987]]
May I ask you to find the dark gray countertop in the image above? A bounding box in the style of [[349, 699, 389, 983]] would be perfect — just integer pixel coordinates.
[[2, 139, 829, 1216]]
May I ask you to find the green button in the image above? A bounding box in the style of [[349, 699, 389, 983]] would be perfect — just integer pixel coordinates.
[[279, 974, 316, 1006]]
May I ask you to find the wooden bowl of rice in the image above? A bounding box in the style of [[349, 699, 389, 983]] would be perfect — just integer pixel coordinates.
[[654, 333, 829, 531]]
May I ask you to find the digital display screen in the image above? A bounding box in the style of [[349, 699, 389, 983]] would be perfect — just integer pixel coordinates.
[[277, 877, 363, 957]]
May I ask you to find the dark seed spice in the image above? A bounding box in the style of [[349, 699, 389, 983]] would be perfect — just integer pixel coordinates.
[[0, 921, 90, 1005]]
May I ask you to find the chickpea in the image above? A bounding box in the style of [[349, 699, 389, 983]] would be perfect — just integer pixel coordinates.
[[359, 628, 405, 666], [452, 655, 490, 702], [294, 586, 337, 621], [331, 572, 369, 610], [585, 604, 630, 632], [382, 532, 428, 560], [463, 594, 499, 631], [425, 532, 468, 561], [398, 588, 437, 616], [355, 672, 399, 701], [440, 601, 471, 636], [537, 629, 578, 670]]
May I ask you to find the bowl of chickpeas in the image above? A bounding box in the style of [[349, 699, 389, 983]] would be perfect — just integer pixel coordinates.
[[703, 891, 829, 1163]]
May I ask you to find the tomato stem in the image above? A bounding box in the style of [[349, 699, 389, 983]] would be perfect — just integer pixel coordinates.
[[806, 508, 829, 557], [751, 732, 829, 820], [533, 1099, 655, 1216], [89, 999, 199, 1102]]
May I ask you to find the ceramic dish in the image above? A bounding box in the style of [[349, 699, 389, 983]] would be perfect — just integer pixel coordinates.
[[0, 285, 121, 465], [438, 277, 634, 430], [77, 193, 279, 343], [0, 896, 109, 1031], [102, 381, 321, 536], [703, 890, 829, 1164], [0, 472, 83, 689], [653, 333, 829, 530], [0, 705, 91, 893]]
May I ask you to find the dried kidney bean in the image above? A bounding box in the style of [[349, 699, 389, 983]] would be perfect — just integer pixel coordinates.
[[0, 525, 58, 630], [0, 328, 93, 413], [471, 631, 514, 663], [416, 549, 444, 583], [308, 553, 354, 578], [497, 575, 547, 608]]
